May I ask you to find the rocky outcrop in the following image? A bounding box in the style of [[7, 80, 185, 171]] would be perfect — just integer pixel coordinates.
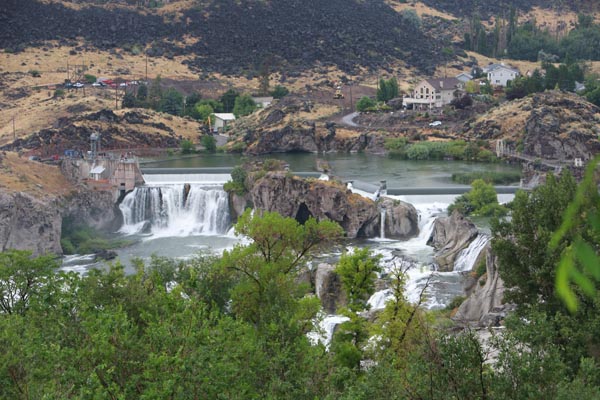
[[315, 263, 346, 314], [62, 190, 121, 232], [467, 91, 600, 161], [427, 210, 478, 271], [244, 172, 379, 238], [0, 192, 63, 256], [2, 109, 180, 154], [379, 197, 419, 239], [454, 247, 512, 327], [236, 99, 387, 155]]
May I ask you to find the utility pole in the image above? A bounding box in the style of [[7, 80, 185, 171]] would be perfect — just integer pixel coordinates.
[[349, 84, 353, 111], [145, 52, 148, 83]]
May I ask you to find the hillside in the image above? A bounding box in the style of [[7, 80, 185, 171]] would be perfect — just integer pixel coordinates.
[[0, 0, 442, 75], [464, 91, 600, 160]]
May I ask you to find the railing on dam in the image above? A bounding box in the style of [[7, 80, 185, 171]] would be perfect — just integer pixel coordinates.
[[347, 179, 522, 196]]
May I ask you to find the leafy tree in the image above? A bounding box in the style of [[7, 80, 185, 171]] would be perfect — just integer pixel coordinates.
[[122, 92, 137, 108], [495, 173, 576, 306], [450, 94, 473, 109], [220, 89, 239, 113], [84, 74, 97, 83], [136, 83, 148, 103], [148, 75, 163, 110], [0, 250, 58, 315], [160, 88, 184, 116], [449, 179, 506, 217], [180, 139, 194, 154], [222, 209, 343, 326], [377, 78, 399, 102], [356, 96, 376, 111], [193, 103, 214, 122], [232, 94, 257, 117], [336, 248, 382, 312], [200, 135, 216, 152]]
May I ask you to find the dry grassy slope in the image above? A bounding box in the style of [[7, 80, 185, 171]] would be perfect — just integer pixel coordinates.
[[0, 152, 73, 195]]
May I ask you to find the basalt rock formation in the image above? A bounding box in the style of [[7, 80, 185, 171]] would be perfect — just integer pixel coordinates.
[[454, 246, 512, 327], [466, 91, 600, 161], [247, 172, 379, 239], [0, 191, 63, 255], [0, 0, 440, 75], [1, 109, 181, 155], [427, 210, 478, 271]]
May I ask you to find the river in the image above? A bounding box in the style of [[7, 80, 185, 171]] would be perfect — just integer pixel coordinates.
[[63, 153, 519, 311]]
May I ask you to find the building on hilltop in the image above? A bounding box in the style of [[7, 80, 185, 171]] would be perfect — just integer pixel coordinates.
[[403, 77, 464, 109], [483, 63, 520, 87]]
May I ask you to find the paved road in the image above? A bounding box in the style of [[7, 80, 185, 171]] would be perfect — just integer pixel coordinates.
[[340, 112, 361, 127]]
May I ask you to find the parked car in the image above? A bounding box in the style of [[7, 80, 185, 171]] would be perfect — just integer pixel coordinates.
[[73, 82, 84, 88], [92, 82, 102, 87], [429, 121, 442, 127]]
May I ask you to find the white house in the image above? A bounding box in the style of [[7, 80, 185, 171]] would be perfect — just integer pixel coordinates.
[[212, 113, 236, 133], [483, 64, 520, 87], [403, 77, 464, 109], [455, 72, 473, 83]]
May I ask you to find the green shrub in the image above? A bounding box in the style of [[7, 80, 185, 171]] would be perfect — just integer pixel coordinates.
[[406, 144, 430, 160], [451, 171, 521, 185], [53, 89, 65, 98], [223, 165, 247, 195], [180, 139, 195, 154], [356, 96, 376, 111], [83, 74, 96, 83], [200, 135, 217, 153], [270, 85, 289, 99], [448, 179, 507, 217], [445, 295, 466, 311], [29, 69, 41, 77]]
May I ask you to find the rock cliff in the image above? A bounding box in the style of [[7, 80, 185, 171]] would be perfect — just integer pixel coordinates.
[[379, 197, 420, 239], [246, 172, 379, 239], [454, 247, 512, 327], [466, 91, 600, 161], [0, 191, 63, 256], [427, 210, 478, 271]]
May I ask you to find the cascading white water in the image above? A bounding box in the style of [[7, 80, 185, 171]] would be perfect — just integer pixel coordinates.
[[119, 184, 230, 237], [453, 234, 490, 272]]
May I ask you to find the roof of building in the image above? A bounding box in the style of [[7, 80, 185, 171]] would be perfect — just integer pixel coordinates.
[[424, 77, 462, 91], [252, 96, 274, 103], [90, 166, 105, 174], [456, 72, 473, 80], [483, 63, 520, 74], [212, 113, 236, 121]]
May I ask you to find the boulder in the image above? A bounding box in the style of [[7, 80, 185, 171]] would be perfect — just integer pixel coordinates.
[[379, 197, 419, 239], [315, 263, 346, 314], [248, 172, 379, 238], [427, 210, 478, 271], [454, 247, 512, 327]]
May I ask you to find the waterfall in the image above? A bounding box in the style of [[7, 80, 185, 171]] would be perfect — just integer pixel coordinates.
[[453, 234, 490, 272], [380, 207, 387, 239], [119, 184, 230, 237]]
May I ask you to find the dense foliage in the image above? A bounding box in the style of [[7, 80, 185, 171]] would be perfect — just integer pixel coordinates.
[[464, 12, 600, 63], [385, 139, 496, 162], [448, 179, 507, 217], [3, 174, 600, 398]]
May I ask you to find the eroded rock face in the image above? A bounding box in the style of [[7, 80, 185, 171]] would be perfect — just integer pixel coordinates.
[[63, 190, 120, 231], [454, 247, 511, 327], [246, 172, 379, 238], [427, 210, 478, 271], [315, 263, 346, 314], [467, 91, 600, 160], [379, 197, 419, 239], [0, 192, 62, 256]]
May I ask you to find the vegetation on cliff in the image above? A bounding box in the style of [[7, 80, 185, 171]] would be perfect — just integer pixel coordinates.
[[2, 173, 600, 397]]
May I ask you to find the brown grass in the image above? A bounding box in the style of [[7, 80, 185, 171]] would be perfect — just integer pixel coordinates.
[[385, 0, 457, 20], [0, 152, 73, 195]]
